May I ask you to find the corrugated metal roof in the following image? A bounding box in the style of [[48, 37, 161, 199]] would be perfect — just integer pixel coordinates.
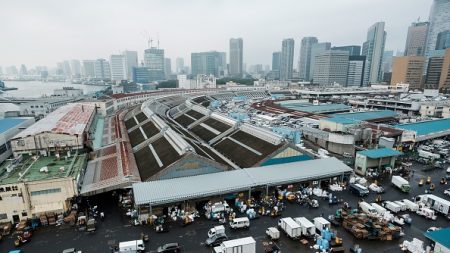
[[132, 157, 352, 205], [357, 148, 402, 159], [321, 117, 357, 124], [394, 118, 450, 136], [425, 227, 450, 249], [332, 110, 397, 121]]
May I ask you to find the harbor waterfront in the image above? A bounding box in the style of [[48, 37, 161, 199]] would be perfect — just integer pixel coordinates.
[[0, 81, 107, 98]]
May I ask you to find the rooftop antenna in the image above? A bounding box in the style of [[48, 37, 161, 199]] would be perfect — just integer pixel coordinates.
[[148, 37, 153, 48], [157, 32, 160, 49]]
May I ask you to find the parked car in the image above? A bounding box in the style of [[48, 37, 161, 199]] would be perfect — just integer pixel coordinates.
[[157, 243, 181, 253], [205, 234, 228, 247], [62, 249, 82, 253]]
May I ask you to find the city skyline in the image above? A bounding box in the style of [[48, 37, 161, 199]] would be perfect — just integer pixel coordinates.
[[0, 0, 430, 67]]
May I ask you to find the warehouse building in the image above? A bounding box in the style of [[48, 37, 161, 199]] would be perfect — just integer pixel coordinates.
[[10, 103, 97, 156], [132, 157, 352, 220], [354, 148, 403, 176], [0, 117, 35, 164], [394, 118, 450, 143]]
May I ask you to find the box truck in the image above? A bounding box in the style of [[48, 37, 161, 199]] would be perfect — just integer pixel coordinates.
[[394, 201, 407, 211], [208, 225, 226, 238], [401, 199, 419, 212], [391, 176, 410, 193], [371, 203, 387, 215], [278, 218, 301, 239], [313, 217, 331, 233], [118, 240, 145, 253], [294, 217, 315, 237], [359, 202, 377, 216], [384, 201, 401, 213], [213, 237, 256, 253], [417, 194, 450, 215]]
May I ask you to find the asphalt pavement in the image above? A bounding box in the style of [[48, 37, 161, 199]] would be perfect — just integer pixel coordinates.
[[1, 161, 449, 253]]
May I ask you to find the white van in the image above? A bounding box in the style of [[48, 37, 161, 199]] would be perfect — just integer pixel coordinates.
[[229, 217, 250, 229]]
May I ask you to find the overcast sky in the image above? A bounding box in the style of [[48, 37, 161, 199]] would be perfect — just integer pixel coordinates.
[[0, 0, 431, 69]]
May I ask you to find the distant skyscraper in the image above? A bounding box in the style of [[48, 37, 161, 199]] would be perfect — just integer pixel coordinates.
[[123, 51, 138, 80], [164, 58, 172, 79], [70, 60, 81, 77], [425, 56, 444, 89], [382, 50, 394, 74], [439, 48, 450, 91], [82, 60, 96, 78], [313, 50, 349, 85], [62, 60, 72, 78], [362, 21, 386, 84], [144, 47, 165, 80], [280, 38, 295, 81], [272, 52, 281, 71], [19, 64, 28, 77], [191, 51, 226, 77], [176, 57, 185, 74], [94, 59, 111, 80], [298, 37, 318, 81], [436, 30, 450, 50], [309, 42, 331, 81], [404, 21, 429, 56], [229, 38, 243, 77], [6, 66, 18, 76], [110, 54, 127, 81], [132, 67, 150, 84], [331, 46, 361, 56], [391, 56, 425, 89], [347, 56, 366, 87], [425, 0, 450, 58]]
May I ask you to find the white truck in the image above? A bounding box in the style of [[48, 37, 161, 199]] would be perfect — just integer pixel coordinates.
[[208, 225, 226, 238], [359, 201, 378, 216], [401, 199, 419, 212], [394, 201, 407, 211], [278, 217, 301, 239], [418, 149, 440, 160], [371, 203, 387, 215], [213, 237, 256, 253], [391, 176, 410, 193], [118, 240, 145, 253], [417, 194, 450, 215], [417, 207, 437, 220], [294, 217, 315, 237], [313, 217, 331, 233], [384, 201, 401, 213]]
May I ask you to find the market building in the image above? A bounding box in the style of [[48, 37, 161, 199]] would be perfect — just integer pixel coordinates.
[[354, 147, 403, 176], [0, 117, 35, 164]]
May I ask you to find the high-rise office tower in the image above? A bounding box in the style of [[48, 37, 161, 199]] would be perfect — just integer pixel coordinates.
[[144, 47, 165, 81], [229, 38, 243, 77], [362, 21, 386, 84], [176, 57, 185, 74], [309, 42, 331, 81], [382, 50, 394, 74], [331, 46, 361, 56], [347, 56, 366, 87], [82, 60, 96, 78], [70, 60, 81, 77], [271, 51, 281, 80], [191, 51, 227, 77], [404, 21, 429, 56], [425, 0, 450, 58], [313, 50, 349, 85], [123, 51, 138, 80], [436, 30, 450, 50], [425, 56, 444, 89], [391, 56, 425, 89], [298, 37, 318, 81], [439, 48, 450, 91], [280, 38, 295, 81], [62, 60, 72, 78], [164, 58, 172, 79], [110, 54, 127, 81], [94, 59, 111, 80], [19, 64, 28, 77], [6, 66, 18, 76]]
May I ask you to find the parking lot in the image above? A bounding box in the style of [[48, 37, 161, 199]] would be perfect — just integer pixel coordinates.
[[0, 162, 449, 253]]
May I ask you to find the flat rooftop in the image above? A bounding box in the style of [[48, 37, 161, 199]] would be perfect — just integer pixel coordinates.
[[394, 118, 450, 136], [357, 148, 403, 159], [276, 101, 350, 114], [0, 153, 86, 184], [0, 118, 28, 134], [332, 110, 397, 121], [14, 103, 96, 138]]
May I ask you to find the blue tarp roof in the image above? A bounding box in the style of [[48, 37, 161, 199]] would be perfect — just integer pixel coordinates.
[[322, 117, 358, 125], [332, 110, 397, 121], [394, 118, 450, 136], [357, 148, 403, 159], [425, 227, 450, 249], [0, 118, 27, 134]]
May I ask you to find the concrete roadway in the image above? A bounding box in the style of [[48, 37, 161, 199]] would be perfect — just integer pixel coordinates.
[[1, 162, 449, 253]]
